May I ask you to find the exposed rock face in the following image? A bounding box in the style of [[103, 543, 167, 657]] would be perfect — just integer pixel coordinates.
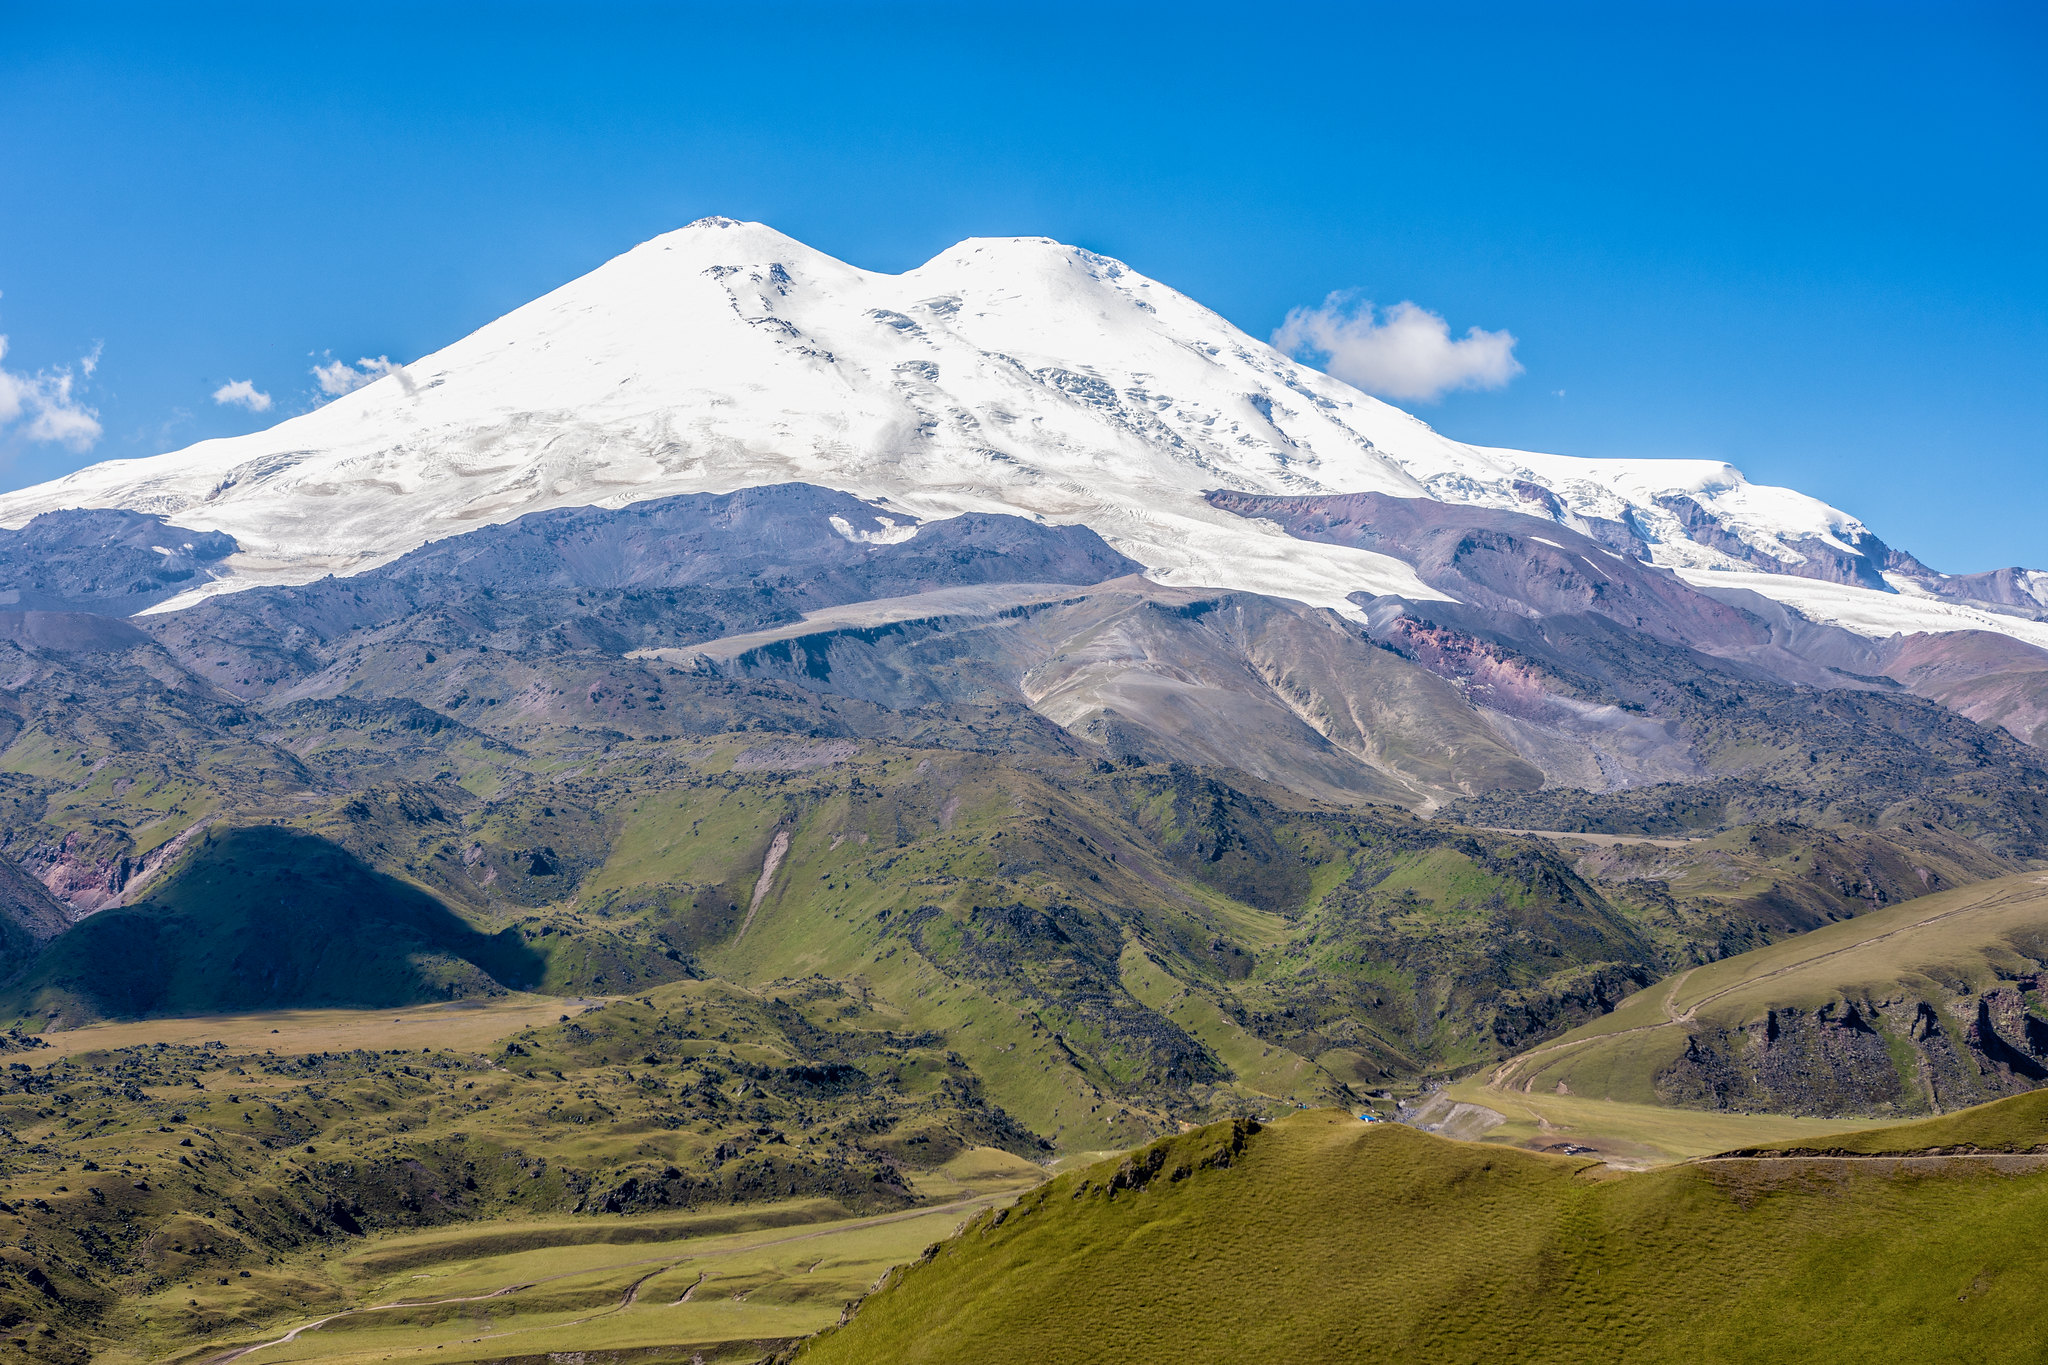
[[0, 509, 237, 614], [0, 852, 71, 983], [1207, 488, 1763, 648], [1358, 611, 1703, 792], [1212, 489, 2048, 767], [16, 818, 215, 917], [1656, 1002, 1907, 1113], [693, 580, 1543, 805], [323, 481, 1142, 603], [1964, 988, 2048, 1083], [1885, 554, 2048, 613], [1871, 631, 2048, 748], [1656, 494, 1899, 591], [130, 484, 1140, 703], [20, 828, 135, 914], [1654, 982, 2048, 1118], [1507, 479, 1651, 559]]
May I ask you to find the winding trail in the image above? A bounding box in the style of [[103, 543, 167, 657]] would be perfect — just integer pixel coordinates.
[[203, 1191, 1008, 1364], [1488, 967, 1695, 1088], [616, 1267, 663, 1310], [204, 1281, 542, 1364], [1672, 882, 2047, 1026], [1686, 1152, 2048, 1169]]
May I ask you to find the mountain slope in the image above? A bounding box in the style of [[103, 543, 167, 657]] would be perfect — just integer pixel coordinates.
[[2, 218, 2038, 651], [7, 825, 547, 1025], [791, 1104, 2048, 1365], [134, 482, 1138, 701], [1487, 872, 2048, 1117]]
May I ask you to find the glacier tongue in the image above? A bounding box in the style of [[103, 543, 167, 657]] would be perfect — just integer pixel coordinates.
[[0, 216, 2024, 642]]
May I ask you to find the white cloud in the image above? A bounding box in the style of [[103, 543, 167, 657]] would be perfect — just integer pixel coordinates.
[[0, 333, 102, 452], [312, 354, 408, 398], [1272, 293, 1523, 403], [211, 378, 273, 412]]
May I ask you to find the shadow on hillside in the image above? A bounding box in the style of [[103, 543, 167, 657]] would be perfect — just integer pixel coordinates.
[[9, 825, 546, 1024]]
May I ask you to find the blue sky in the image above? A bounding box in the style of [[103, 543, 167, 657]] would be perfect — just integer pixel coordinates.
[[2, 2, 2041, 571]]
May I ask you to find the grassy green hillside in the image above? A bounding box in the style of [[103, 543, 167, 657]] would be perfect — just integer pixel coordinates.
[[793, 1101, 2048, 1365], [14, 740, 2005, 1361], [6, 741, 1696, 1146], [1557, 818, 2017, 960], [1487, 871, 2048, 1117], [7, 609, 2029, 1124], [569, 750, 1683, 1148], [163, 1189, 1040, 1365], [1718, 1087, 2048, 1156], [14, 730, 2036, 1143]]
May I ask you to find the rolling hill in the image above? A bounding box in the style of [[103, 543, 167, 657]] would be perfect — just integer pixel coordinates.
[[791, 1099, 2048, 1365], [1487, 871, 2048, 1118]]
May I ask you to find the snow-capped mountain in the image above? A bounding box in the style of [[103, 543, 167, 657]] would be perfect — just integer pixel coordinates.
[[2, 217, 2039, 645]]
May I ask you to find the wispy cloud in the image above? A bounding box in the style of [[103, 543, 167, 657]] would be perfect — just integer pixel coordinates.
[[132, 407, 194, 450], [312, 354, 409, 398], [0, 332, 102, 452], [211, 378, 273, 412], [1273, 293, 1522, 403]]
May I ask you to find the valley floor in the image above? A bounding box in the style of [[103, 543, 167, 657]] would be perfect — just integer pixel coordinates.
[[165, 1180, 1039, 1365]]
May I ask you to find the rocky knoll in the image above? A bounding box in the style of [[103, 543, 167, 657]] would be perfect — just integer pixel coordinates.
[[1490, 872, 2048, 1119]]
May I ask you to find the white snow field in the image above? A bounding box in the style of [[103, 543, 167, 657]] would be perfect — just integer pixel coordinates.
[[0, 217, 2028, 642], [1676, 569, 2048, 652]]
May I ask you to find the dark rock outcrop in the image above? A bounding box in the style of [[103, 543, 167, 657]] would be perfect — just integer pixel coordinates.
[[0, 509, 236, 614], [136, 483, 1141, 698], [1654, 983, 2048, 1118], [1208, 487, 1763, 648], [1654, 494, 1895, 591]]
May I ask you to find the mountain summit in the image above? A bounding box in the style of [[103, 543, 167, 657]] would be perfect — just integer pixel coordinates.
[[2, 218, 2041, 646]]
